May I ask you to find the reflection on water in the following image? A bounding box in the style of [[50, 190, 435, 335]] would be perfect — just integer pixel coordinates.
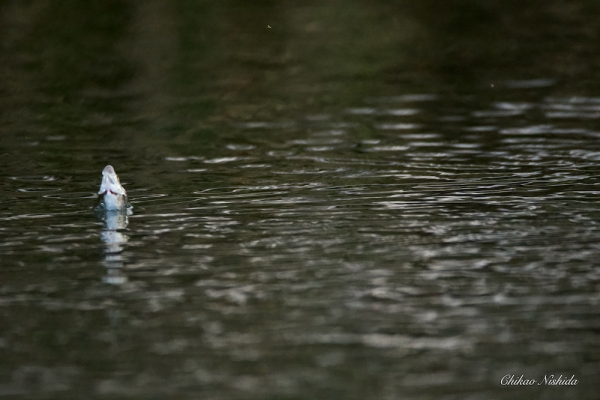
[[1, 0, 600, 399], [97, 210, 130, 285]]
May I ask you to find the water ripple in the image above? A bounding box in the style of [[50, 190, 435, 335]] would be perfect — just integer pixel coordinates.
[[3, 88, 600, 399]]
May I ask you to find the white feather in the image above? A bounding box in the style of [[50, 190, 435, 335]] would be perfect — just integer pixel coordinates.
[[98, 165, 129, 210]]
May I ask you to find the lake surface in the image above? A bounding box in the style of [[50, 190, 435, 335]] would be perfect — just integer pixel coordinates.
[[1, 1, 599, 399]]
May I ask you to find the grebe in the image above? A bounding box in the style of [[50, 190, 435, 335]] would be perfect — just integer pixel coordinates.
[[97, 165, 130, 211]]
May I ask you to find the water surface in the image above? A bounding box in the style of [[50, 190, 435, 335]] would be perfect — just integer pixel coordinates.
[[1, 1, 599, 399]]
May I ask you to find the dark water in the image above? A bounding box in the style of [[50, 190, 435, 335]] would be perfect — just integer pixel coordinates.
[[1, 1, 600, 399]]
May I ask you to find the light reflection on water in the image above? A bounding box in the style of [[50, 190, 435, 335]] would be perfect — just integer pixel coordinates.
[[2, 93, 600, 398], [98, 210, 130, 285]]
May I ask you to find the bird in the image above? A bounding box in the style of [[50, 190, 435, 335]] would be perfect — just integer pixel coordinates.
[[97, 165, 131, 211]]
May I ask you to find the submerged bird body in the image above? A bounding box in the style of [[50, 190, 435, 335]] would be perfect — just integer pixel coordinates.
[[98, 165, 130, 211]]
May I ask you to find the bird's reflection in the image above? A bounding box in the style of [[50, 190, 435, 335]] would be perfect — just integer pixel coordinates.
[[97, 209, 131, 285]]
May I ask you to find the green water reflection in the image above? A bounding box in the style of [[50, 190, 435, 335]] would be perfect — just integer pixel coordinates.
[[3, 0, 600, 156], [1, 1, 600, 399]]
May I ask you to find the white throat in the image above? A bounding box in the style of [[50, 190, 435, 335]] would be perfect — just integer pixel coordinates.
[[98, 165, 128, 210]]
